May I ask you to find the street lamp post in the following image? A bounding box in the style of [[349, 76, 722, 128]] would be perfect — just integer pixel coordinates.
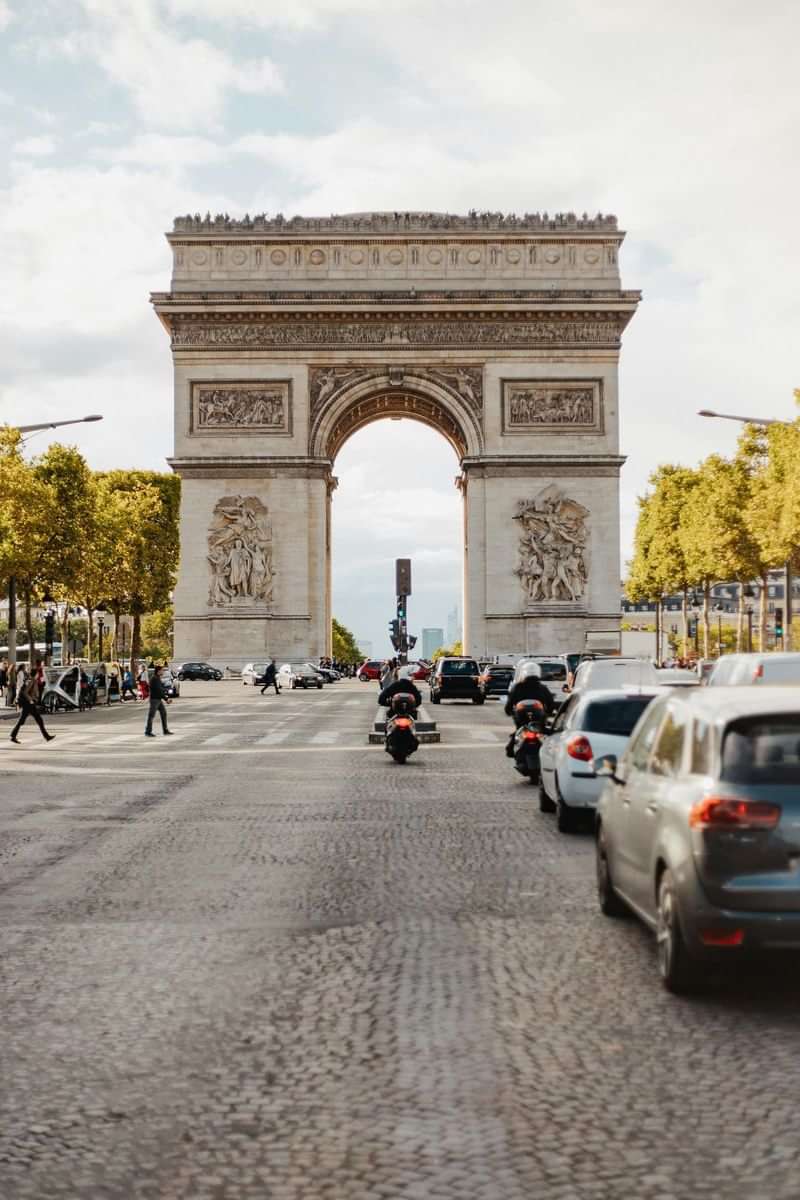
[[699, 408, 795, 651], [4, 414, 103, 666]]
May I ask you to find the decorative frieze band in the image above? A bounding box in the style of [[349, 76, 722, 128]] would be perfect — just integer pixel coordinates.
[[308, 364, 483, 419], [172, 315, 625, 351], [191, 381, 292, 435], [502, 380, 603, 434]]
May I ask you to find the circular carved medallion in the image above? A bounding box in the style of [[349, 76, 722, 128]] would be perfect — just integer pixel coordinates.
[[231, 249, 247, 266], [584, 249, 600, 264], [466, 248, 482, 264], [270, 249, 287, 265], [349, 249, 364, 264], [545, 249, 561, 264], [191, 249, 209, 265], [506, 248, 521, 264], [427, 248, 443, 264], [387, 249, 404, 265], [309, 248, 326, 265]]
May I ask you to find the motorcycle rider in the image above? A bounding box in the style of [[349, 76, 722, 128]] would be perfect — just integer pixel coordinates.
[[379, 665, 423, 710], [504, 661, 555, 720]]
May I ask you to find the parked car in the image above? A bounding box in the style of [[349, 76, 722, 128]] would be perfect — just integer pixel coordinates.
[[539, 689, 658, 831], [357, 660, 383, 682], [479, 664, 514, 699], [696, 658, 716, 684], [654, 668, 700, 687], [706, 652, 800, 687], [278, 662, 324, 690], [571, 657, 660, 695], [176, 661, 222, 681], [594, 687, 800, 992], [241, 662, 270, 686], [429, 657, 483, 704], [304, 662, 331, 684], [404, 661, 432, 681]]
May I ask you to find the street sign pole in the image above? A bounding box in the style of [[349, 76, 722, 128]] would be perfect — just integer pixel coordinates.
[[395, 559, 412, 664]]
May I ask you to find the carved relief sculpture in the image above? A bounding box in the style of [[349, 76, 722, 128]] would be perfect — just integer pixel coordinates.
[[514, 486, 589, 606], [207, 495, 274, 607], [193, 382, 291, 433], [309, 364, 484, 418], [503, 381, 600, 431]]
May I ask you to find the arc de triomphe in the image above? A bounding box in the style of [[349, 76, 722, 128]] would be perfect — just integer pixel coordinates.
[[152, 211, 639, 666]]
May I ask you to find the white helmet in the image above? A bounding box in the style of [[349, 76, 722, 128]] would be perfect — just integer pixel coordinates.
[[517, 660, 542, 680]]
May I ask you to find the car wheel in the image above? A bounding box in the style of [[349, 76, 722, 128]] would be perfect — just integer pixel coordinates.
[[555, 777, 575, 833], [538, 781, 556, 813], [596, 827, 627, 917], [317, 682, 323, 689], [472, 696, 484, 705], [656, 869, 700, 994]]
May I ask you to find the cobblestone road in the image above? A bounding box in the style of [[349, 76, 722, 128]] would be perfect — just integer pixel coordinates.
[[2, 680, 800, 1199]]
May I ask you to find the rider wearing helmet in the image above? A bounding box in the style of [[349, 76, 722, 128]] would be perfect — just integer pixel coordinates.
[[379, 664, 423, 709], [504, 660, 555, 718]]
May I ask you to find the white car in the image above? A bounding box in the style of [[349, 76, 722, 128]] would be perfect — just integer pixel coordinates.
[[242, 661, 270, 686], [278, 662, 324, 690], [570, 657, 660, 695], [706, 652, 800, 686], [514, 656, 569, 700], [539, 688, 658, 831], [654, 668, 700, 687]]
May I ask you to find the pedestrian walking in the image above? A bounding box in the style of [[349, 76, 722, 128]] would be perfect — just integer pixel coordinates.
[[137, 663, 149, 700], [10, 666, 55, 745], [144, 664, 173, 738], [260, 658, 281, 695], [121, 668, 137, 701]]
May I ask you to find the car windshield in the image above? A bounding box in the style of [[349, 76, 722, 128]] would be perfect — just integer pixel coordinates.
[[581, 695, 654, 736], [721, 716, 800, 783], [440, 660, 478, 674]]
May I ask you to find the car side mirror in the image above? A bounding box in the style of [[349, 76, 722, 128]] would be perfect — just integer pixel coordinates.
[[593, 754, 622, 782]]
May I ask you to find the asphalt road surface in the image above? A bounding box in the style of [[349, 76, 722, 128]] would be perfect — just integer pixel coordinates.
[[2, 679, 800, 1200]]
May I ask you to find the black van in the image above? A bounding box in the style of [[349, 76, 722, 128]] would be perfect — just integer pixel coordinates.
[[429, 657, 484, 705]]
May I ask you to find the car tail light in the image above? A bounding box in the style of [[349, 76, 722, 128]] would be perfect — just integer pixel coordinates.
[[689, 795, 781, 830], [566, 735, 593, 762], [753, 664, 764, 681], [394, 717, 413, 729], [520, 729, 541, 742]]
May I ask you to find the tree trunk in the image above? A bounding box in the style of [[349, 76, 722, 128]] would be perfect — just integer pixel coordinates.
[[736, 583, 745, 653], [111, 608, 121, 661], [85, 605, 94, 662], [24, 587, 35, 666], [130, 612, 141, 677], [682, 588, 689, 660], [759, 573, 769, 652], [60, 604, 70, 664], [702, 581, 710, 658], [655, 599, 661, 664]]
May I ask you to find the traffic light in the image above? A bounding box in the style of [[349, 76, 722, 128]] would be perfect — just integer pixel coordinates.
[[44, 610, 55, 646], [389, 619, 401, 650], [408, 635, 417, 649], [396, 558, 412, 596], [397, 595, 407, 620], [775, 607, 784, 638]]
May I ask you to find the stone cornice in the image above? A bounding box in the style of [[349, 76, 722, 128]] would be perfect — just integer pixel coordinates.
[[171, 210, 621, 237], [168, 456, 333, 480], [462, 454, 626, 478], [152, 288, 641, 310]]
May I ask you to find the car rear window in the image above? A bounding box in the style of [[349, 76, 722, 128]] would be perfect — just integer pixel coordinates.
[[441, 660, 478, 675], [536, 661, 567, 681], [721, 716, 800, 783], [489, 667, 513, 676], [581, 695, 654, 736], [761, 661, 800, 683]]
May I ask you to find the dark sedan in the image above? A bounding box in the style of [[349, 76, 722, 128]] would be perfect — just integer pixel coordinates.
[[176, 661, 222, 681], [479, 665, 514, 699]]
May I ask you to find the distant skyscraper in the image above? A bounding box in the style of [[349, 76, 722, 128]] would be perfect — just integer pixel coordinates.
[[422, 628, 444, 660], [446, 605, 461, 646]]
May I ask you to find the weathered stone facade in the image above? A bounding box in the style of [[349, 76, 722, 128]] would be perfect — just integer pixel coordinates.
[[152, 211, 639, 665]]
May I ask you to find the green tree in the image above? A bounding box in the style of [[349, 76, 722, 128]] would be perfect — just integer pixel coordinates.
[[432, 640, 463, 660], [331, 617, 361, 664], [141, 605, 174, 662]]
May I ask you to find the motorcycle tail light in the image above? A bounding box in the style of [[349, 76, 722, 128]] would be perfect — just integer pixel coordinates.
[[521, 729, 541, 741], [566, 735, 593, 762], [394, 717, 413, 729], [689, 795, 780, 830]]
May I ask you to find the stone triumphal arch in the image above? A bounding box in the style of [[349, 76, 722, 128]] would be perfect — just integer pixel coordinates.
[[152, 211, 639, 666]]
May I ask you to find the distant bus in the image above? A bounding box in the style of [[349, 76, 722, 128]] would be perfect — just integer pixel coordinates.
[[0, 642, 63, 666]]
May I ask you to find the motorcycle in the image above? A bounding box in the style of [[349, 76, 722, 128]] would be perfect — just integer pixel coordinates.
[[385, 692, 419, 764], [507, 698, 547, 784]]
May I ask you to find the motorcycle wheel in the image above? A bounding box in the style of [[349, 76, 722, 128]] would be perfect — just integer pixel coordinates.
[[391, 753, 407, 764]]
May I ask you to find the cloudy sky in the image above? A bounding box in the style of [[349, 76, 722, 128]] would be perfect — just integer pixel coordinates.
[[1, 0, 798, 655]]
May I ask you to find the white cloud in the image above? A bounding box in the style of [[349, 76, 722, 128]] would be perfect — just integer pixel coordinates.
[[165, 0, 406, 31], [95, 132, 221, 167], [0, 0, 12, 33], [49, 0, 283, 130], [13, 135, 56, 156]]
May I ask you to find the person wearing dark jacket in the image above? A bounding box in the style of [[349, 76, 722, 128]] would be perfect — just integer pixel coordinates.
[[10, 669, 55, 745], [144, 665, 173, 737], [378, 673, 422, 709], [260, 659, 281, 695], [504, 662, 555, 718]]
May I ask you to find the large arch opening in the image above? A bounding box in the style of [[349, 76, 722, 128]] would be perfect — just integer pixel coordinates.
[[330, 415, 464, 663]]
